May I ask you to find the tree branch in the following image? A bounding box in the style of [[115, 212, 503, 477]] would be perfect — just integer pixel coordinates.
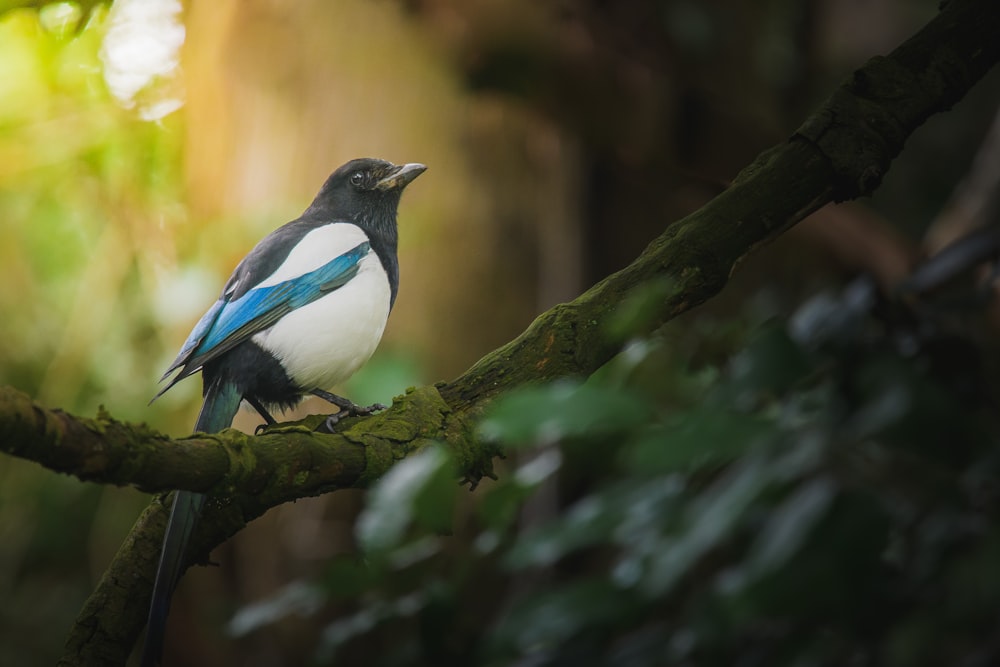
[[0, 385, 457, 497], [0, 0, 990, 663]]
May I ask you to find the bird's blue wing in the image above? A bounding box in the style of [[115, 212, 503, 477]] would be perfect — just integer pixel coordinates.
[[163, 300, 225, 380], [155, 241, 370, 397]]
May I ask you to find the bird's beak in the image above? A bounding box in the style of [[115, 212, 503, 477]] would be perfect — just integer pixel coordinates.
[[376, 162, 427, 191]]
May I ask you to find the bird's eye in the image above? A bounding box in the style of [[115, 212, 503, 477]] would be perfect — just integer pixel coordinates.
[[350, 172, 365, 187]]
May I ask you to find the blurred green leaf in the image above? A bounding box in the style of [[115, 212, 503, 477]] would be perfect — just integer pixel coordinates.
[[477, 449, 564, 531], [505, 490, 627, 569], [789, 281, 876, 349], [227, 582, 324, 637], [605, 277, 678, 342], [745, 476, 836, 575], [642, 454, 773, 595], [491, 579, 633, 654], [478, 479, 530, 531], [722, 323, 814, 408], [479, 381, 655, 447], [319, 557, 378, 600], [319, 590, 429, 660], [412, 462, 458, 538], [625, 409, 772, 473], [355, 445, 453, 554]]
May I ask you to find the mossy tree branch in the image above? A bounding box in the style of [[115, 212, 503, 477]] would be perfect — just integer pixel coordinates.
[[0, 0, 993, 664], [0, 384, 461, 497]]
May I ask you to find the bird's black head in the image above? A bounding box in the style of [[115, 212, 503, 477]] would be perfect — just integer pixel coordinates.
[[305, 158, 426, 240]]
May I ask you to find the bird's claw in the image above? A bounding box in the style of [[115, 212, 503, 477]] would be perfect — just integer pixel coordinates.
[[323, 402, 388, 432]]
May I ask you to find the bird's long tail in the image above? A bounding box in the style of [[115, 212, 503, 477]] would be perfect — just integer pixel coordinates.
[[141, 377, 242, 667]]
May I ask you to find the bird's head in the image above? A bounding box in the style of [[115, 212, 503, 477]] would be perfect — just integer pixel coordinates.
[[306, 158, 426, 234]]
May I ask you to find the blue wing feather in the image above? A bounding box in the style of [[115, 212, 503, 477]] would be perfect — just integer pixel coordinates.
[[195, 281, 295, 355], [196, 241, 369, 355], [159, 300, 226, 381], [154, 241, 370, 397]]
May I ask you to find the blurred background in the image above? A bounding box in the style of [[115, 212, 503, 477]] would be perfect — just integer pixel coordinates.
[[1, 0, 999, 665]]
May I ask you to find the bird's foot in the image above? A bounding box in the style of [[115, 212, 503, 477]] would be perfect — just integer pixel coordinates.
[[246, 396, 277, 435], [311, 389, 386, 431], [323, 401, 388, 432]]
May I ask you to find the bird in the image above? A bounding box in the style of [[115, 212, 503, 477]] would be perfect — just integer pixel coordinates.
[[140, 157, 426, 667]]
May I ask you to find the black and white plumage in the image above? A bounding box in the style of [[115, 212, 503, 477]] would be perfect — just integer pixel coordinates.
[[141, 158, 425, 667], [157, 157, 424, 417]]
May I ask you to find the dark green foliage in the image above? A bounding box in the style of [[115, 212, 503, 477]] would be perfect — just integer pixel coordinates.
[[232, 278, 1000, 666]]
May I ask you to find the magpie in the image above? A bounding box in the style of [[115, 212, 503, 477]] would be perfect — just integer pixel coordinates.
[[141, 158, 425, 667]]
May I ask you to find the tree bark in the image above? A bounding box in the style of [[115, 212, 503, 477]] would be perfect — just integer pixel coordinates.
[[0, 0, 994, 664]]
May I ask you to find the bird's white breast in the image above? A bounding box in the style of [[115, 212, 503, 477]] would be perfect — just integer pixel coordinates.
[[251, 223, 392, 391], [256, 223, 371, 287]]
